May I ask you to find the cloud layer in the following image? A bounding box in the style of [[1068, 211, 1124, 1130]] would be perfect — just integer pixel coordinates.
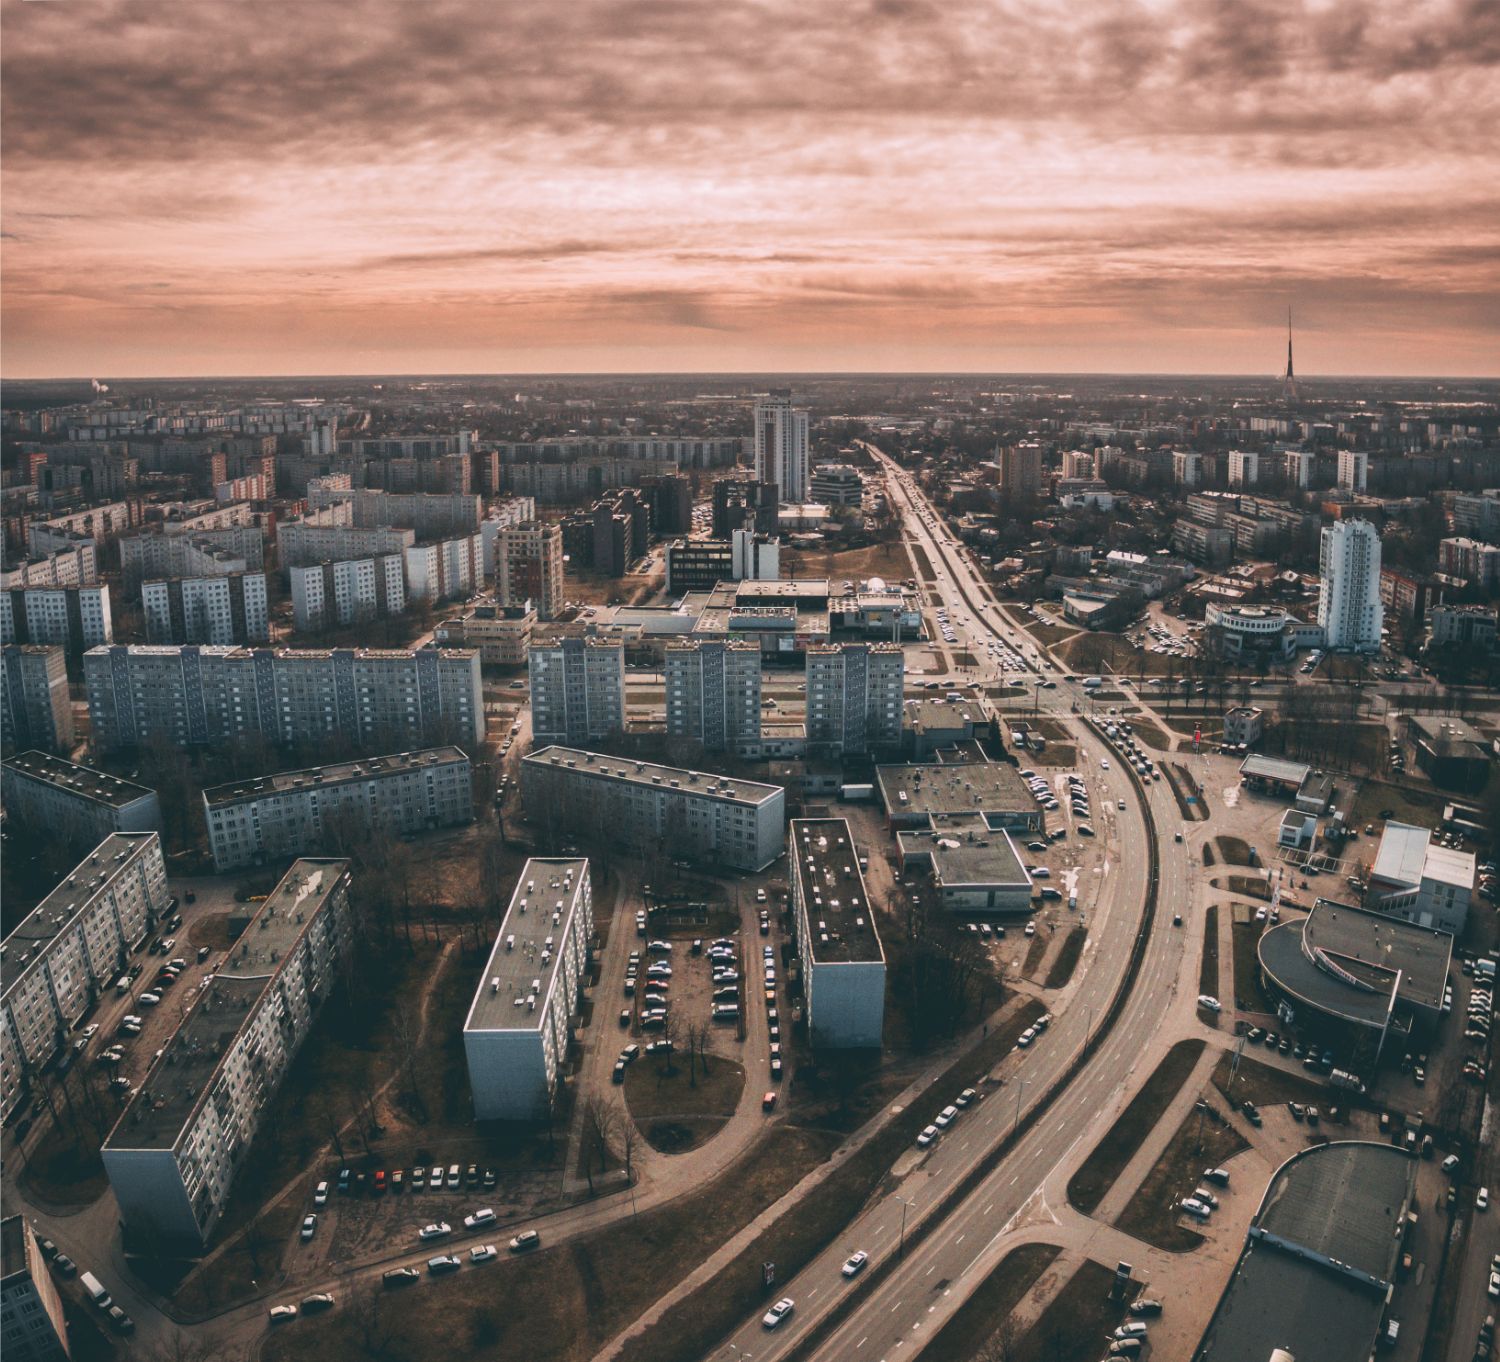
[[2, 0, 1497, 376]]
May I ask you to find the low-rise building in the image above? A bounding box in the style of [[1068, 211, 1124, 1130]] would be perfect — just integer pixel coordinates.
[[1238, 753, 1310, 800], [790, 819, 885, 1049], [1404, 714, 1491, 791], [1, 751, 160, 848], [808, 463, 863, 506], [877, 760, 1041, 833], [202, 747, 472, 871], [463, 858, 593, 1120], [102, 860, 353, 1249], [1427, 604, 1497, 649], [522, 747, 786, 872], [1, 1215, 70, 1362], [1222, 706, 1264, 747], [905, 698, 987, 759], [897, 813, 1032, 913], [434, 602, 536, 666], [1368, 820, 1474, 935]]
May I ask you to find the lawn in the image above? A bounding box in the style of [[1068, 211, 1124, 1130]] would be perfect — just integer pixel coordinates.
[[1350, 778, 1448, 830], [1045, 928, 1087, 990], [1220, 874, 1270, 901], [1230, 919, 1270, 1011], [1113, 1105, 1248, 1251], [1013, 1257, 1137, 1362], [1211, 1051, 1329, 1110], [1200, 906, 1220, 998], [784, 539, 915, 583], [170, 1196, 305, 1315], [921, 1242, 1062, 1362], [1214, 836, 1254, 866], [623, 1056, 746, 1155], [1066, 1040, 1206, 1214], [1022, 931, 1050, 978]]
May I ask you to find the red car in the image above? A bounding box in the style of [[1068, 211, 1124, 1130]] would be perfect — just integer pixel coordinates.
[[373, 1170, 387, 1194]]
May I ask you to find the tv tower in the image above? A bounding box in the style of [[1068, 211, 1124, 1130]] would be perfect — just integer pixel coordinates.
[[1281, 308, 1298, 402]]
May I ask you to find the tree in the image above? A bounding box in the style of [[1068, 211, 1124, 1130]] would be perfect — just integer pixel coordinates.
[[579, 1093, 619, 1194], [615, 1098, 638, 1185]]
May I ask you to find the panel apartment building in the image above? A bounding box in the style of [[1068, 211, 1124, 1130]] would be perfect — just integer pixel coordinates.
[[1, 584, 113, 651], [522, 747, 786, 872], [289, 555, 406, 632], [1, 1216, 70, 1362], [0, 543, 98, 589], [805, 642, 904, 756], [1, 751, 160, 849], [305, 485, 482, 537], [1, 645, 73, 754], [84, 644, 484, 751], [496, 522, 565, 621], [202, 746, 472, 871], [404, 532, 483, 603], [1, 833, 170, 1119], [664, 638, 762, 753], [120, 528, 264, 585], [790, 819, 886, 1049], [276, 518, 414, 572], [102, 859, 353, 1248], [142, 573, 269, 645], [529, 637, 626, 746], [463, 858, 593, 1120]]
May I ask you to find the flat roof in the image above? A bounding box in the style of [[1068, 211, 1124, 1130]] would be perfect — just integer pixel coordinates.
[[791, 819, 884, 965], [905, 699, 983, 732], [0, 1216, 26, 1281], [465, 859, 589, 1033], [105, 859, 348, 1152], [1372, 821, 1474, 891], [1240, 753, 1310, 786], [1408, 714, 1486, 751], [202, 746, 468, 808], [3, 751, 156, 809], [899, 815, 1030, 889], [525, 746, 783, 806], [1258, 921, 1394, 1028], [876, 760, 1032, 819], [1, 833, 157, 995]]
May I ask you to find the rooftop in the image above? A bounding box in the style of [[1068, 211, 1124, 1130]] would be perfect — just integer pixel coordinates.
[[2, 833, 158, 995], [876, 760, 1032, 819], [525, 746, 784, 806], [899, 815, 1030, 890], [3, 751, 157, 809], [201, 747, 468, 808], [0, 1216, 27, 1281], [465, 859, 589, 1033], [1240, 753, 1311, 786], [791, 819, 884, 965], [1372, 821, 1475, 892], [105, 860, 349, 1152], [905, 698, 985, 733], [1408, 714, 1488, 757]]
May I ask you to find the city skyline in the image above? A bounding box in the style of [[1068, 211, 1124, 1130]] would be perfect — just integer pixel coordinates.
[[3, 0, 1497, 380]]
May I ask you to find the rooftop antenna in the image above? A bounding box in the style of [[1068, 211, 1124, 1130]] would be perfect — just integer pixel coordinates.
[[1282, 307, 1298, 403]]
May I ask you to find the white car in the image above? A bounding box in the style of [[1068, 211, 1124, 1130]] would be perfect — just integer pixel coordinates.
[[300, 1215, 317, 1241], [842, 1250, 869, 1278], [418, 1222, 452, 1241], [934, 1104, 959, 1129], [1479, 1187, 1491, 1211], [1197, 995, 1223, 1013], [916, 1124, 940, 1148], [269, 1305, 298, 1323], [762, 1298, 795, 1329], [464, 1208, 496, 1229], [313, 1181, 329, 1207], [471, 1244, 499, 1263]]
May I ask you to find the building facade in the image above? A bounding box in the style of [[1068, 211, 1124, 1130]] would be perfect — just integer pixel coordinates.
[[0, 544, 98, 590], [1, 1217, 70, 1362], [434, 602, 535, 666], [1337, 449, 1369, 493], [809, 463, 863, 506], [120, 527, 264, 585], [1318, 519, 1383, 651], [289, 555, 406, 632], [403, 532, 484, 603], [276, 521, 414, 572], [664, 639, 762, 753], [805, 642, 904, 756], [528, 636, 626, 746], [753, 390, 810, 503], [496, 523, 565, 621], [1, 645, 73, 754], [142, 573, 269, 645], [1, 751, 160, 848], [0, 584, 112, 651]]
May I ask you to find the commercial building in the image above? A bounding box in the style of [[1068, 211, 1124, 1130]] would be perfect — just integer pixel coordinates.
[[84, 644, 484, 751], [1, 646, 73, 754], [102, 859, 353, 1249], [142, 573, 268, 645], [496, 522, 565, 621], [809, 463, 863, 506], [1, 751, 160, 848], [203, 747, 471, 871], [876, 760, 1042, 833], [664, 639, 762, 754], [1, 1216, 70, 1362], [1368, 820, 1474, 934], [665, 530, 780, 593], [1257, 898, 1451, 1064], [529, 636, 626, 746], [1192, 1142, 1416, 1362], [790, 819, 886, 1049], [805, 642, 904, 756], [1427, 604, 1496, 649], [120, 529, 263, 585], [403, 532, 483, 603], [289, 555, 406, 632], [434, 602, 535, 666], [897, 814, 1032, 913], [1, 833, 169, 1119], [905, 697, 987, 759], [1318, 519, 1383, 651], [0, 584, 112, 651], [1337, 448, 1369, 493], [522, 747, 786, 872], [463, 858, 593, 1120], [1404, 714, 1491, 791], [1204, 604, 1299, 660], [753, 390, 810, 503]]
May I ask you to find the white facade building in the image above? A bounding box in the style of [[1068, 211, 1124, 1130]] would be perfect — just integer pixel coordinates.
[[102, 860, 353, 1248], [1172, 450, 1202, 489], [463, 858, 593, 1121], [754, 390, 810, 503], [664, 639, 762, 753], [1368, 821, 1474, 936], [805, 642, 904, 755], [0, 584, 112, 650], [1227, 450, 1260, 489], [289, 555, 406, 632], [1338, 449, 1369, 493], [403, 532, 483, 603], [142, 573, 268, 645], [1318, 519, 1383, 652], [790, 819, 886, 1049], [730, 528, 780, 582], [529, 636, 626, 745]]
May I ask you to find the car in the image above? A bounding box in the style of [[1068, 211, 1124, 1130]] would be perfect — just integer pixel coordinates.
[[138, 992, 162, 1006], [916, 1124, 939, 1148], [762, 1298, 795, 1329], [471, 1244, 499, 1263], [1077, 824, 1094, 837], [313, 1180, 329, 1206], [1115, 1321, 1150, 1339], [1024, 922, 1037, 937], [301, 1293, 335, 1315], [430, 1165, 444, 1187], [418, 1222, 452, 1241], [1481, 1187, 1491, 1211], [427, 1255, 461, 1274], [53, 1254, 77, 1277], [373, 1169, 387, 1193], [509, 1230, 541, 1253], [934, 1104, 960, 1128], [464, 1208, 497, 1230], [1442, 1154, 1461, 1174], [646, 940, 673, 955], [269, 1305, 299, 1323], [1179, 1197, 1213, 1218], [842, 1250, 870, 1277], [383, 1267, 420, 1287], [1197, 995, 1222, 1013], [300, 1215, 317, 1241]]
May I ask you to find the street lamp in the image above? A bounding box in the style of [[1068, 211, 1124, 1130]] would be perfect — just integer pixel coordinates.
[[894, 1193, 917, 1258], [1013, 1078, 1030, 1135]]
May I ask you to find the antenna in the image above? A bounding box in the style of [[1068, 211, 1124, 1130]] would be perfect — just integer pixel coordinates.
[[1282, 307, 1298, 403]]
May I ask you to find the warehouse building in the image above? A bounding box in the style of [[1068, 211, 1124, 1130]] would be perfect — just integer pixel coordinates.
[[1403, 714, 1491, 792], [102, 860, 353, 1249], [790, 819, 886, 1049], [463, 858, 593, 1120], [1, 751, 160, 849], [522, 747, 786, 872]]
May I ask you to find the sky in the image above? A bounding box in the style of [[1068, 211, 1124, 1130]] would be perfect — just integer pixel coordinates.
[[2, 0, 1497, 379]]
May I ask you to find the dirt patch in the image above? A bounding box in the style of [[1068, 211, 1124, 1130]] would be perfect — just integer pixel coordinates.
[[1045, 927, 1087, 990], [1113, 1103, 1248, 1251], [188, 911, 237, 950], [1067, 1040, 1206, 1214], [624, 1057, 746, 1155], [1214, 836, 1254, 866], [1212, 1050, 1329, 1109], [1022, 931, 1050, 978], [1221, 874, 1270, 901], [922, 1242, 1062, 1362], [1014, 1257, 1138, 1362]]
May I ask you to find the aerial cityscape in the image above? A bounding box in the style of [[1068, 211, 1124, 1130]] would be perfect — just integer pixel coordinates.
[[2, 4, 1499, 1362]]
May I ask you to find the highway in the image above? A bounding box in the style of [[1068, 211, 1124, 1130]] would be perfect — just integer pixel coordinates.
[[711, 452, 1198, 1361]]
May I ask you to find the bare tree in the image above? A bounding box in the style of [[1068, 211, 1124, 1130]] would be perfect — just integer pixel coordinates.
[[579, 1092, 620, 1194], [614, 1098, 638, 1184], [973, 1317, 1022, 1362]]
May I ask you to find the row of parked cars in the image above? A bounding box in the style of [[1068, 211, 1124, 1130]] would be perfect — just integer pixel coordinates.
[[915, 1083, 982, 1148], [324, 1162, 499, 1200], [1178, 1165, 1233, 1223]]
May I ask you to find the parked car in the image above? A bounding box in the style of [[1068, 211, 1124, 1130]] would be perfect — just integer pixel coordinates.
[[509, 1230, 541, 1253], [762, 1298, 795, 1329]]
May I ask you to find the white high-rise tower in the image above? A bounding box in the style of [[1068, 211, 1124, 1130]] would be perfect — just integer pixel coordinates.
[[1318, 519, 1383, 652], [753, 390, 810, 503]]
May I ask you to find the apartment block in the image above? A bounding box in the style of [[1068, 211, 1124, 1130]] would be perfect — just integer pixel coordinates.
[[790, 819, 886, 1049], [84, 644, 484, 751], [2, 751, 160, 848], [1, 833, 169, 1118], [496, 523, 565, 621], [1, 646, 73, 754], [202, 746, 471, 871], [289, 555, 406, 632], [102, 860, 353, 1248], [434, 602, 535, 666], [157, 500, 258, 536], [1170, 520, 1233, 566], [142, 573, 269, 645], [338, 433, 474, 459], [665, 639, 762, 753], [1428, 605, 1497, 649], [276, 520, 414, 572], [404, 532, 483, 603], [463, 858, 593, 1120], [1, 1216, 70, 1362], [120, 528, 264, 585], [0, 545, 98, 591], [1337, 449, 1369, 493], [1319, 519, 1383, 652], [994, 443, 1043, 501], [27, 501, 136, 555], [213, 474, 269, 503], [529, 636, 626, 745], [1450, 492, 1500, 539], [1438, 536, 1500, 590], [712, 478, 779, 538], [1227, 450, 1259, 488], [1172, 450, 1201, 488], [805, 642, 904, 756], [1, 584, 112, 650], [522, 747, 786, 872], [754, 390, 810, 502], [478, 497, 539, 575], [305, 485, 481, 537]]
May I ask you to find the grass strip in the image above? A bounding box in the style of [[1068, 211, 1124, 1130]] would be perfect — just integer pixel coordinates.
[[1045, 927, 1087, 990], [1199, 905, 1220, 997], [1113, 1104, 1247, 1251], [920, 1242, 1061, 1362], [1014, 1258, 1135, 1362]]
